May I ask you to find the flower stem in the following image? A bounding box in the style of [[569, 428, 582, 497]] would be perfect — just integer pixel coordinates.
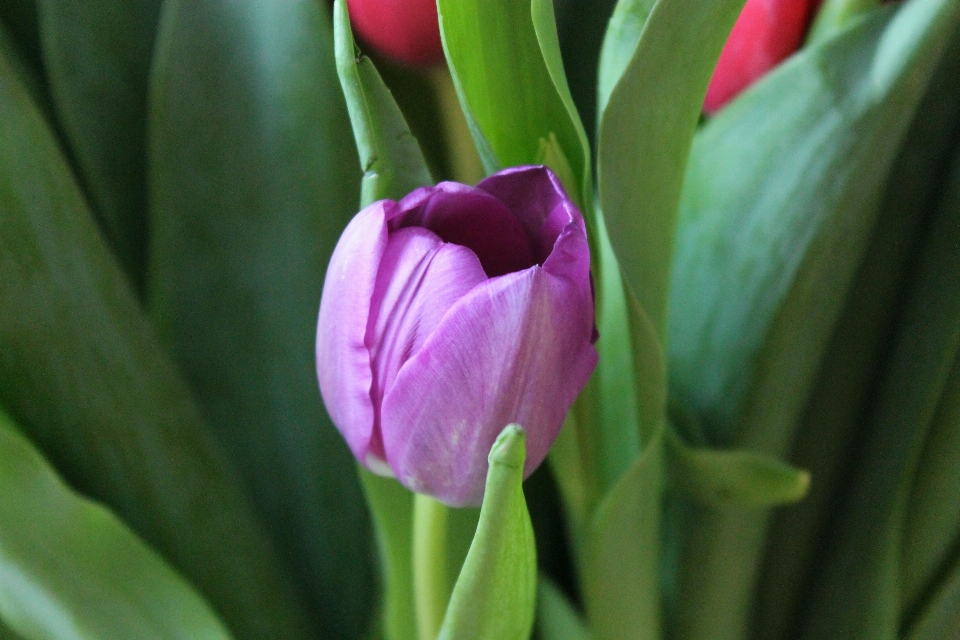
[[413, 493, 449, 640]]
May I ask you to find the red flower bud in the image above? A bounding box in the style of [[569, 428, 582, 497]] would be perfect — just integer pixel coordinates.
[[346, 0, 445, 67], [704, 0, 821, 113]]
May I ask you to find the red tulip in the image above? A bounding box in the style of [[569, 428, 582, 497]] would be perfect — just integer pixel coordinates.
[[346, 0, 445, 67], [704, 0, 821, 113]]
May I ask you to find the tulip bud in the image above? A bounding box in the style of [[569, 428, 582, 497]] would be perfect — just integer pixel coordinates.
[[704, 0, 821, 113], [316, 166, 597, 506], [346, 0, 445, 67]]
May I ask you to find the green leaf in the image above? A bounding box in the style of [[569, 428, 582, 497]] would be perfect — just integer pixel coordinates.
[[147, 1, 373, 638], [0, 409, 234, 640], [591, 217, 642, 494], [0, 617, 26, 640], [597, 0, 746, 337], [596, 0, 655, 119], [753, 26, 960, 638], [669, 1, 960, 446], [669, 4, 960, 638], [437, 0, 588, 208], [333, 0, 433, 206], [904, 558, 960, 640], [580, 427, 663, 640], [537, 577, 590, 640], [799, 124, 960, 640], [0, 37, 310, 640], [664, 428, 809, 508], [807, 0, 882, 44], [0, 18, 46, 112], [438, 426, 537, 640], [901, 341, 960, 614], [36, 0, 160, 290], [0, 0, 42, 78], [530, 0, 591, 201]]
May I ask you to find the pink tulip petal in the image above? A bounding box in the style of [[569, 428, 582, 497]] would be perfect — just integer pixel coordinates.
[[392, 183, 534, 277], [380, 267, 598, 506], [316, 201, 392, 467], [366, 227, 488, 459], [477, 165, 573, 263]]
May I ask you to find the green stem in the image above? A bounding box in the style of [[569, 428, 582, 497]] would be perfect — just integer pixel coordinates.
[[413, 493, 450, 640]]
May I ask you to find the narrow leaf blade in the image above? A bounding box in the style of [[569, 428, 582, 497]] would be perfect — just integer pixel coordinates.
[[0, 410, 234, 640]]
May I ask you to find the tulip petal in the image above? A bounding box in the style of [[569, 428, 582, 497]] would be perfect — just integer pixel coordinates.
[[316, 202, 390, 467], [381, 267, 598, 506], [367, 226, 488, 460], [477, 165, 572, 264], [393, 183, 534, 277]]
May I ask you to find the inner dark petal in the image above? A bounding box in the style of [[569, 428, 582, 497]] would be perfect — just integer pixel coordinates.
[[476, 166, 569, 263], [395, 185, 535, 277]]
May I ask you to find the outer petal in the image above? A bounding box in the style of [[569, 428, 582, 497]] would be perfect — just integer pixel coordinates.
[[380, 267, 598, 506], [316, 201, 391, 469], [366, 227, 488, 458], [393, 183, 534, 277], [476, 165, 573, 264]]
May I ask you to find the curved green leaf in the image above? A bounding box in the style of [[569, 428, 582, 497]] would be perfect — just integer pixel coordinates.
[[754, 28, 960, 637], [437, 0, 588, 208], [581, 427, 663, 640], [669, 0, 960, 446], [901, 346, 960, 613], [669, 4, 960, 638], [799, 126, 960, 640], [904, 558, 960, 640], [147, 1, 374, 637], [597, 0, 746, 337], [0, 409, 234, 640], [537, 578, 590, 640], [596, 0, 655, 119], [664, 428, 809, 508], [36, 0, 160, 290], [438, 426, 537, 640], [0, 37, 309, 640], [333, 0, 432, 206]]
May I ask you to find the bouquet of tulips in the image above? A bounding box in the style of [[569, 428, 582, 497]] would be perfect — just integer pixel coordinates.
[[1, 0, 958, 638]]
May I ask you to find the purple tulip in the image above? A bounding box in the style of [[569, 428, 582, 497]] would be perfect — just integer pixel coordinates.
[[316, 166, 597, 506]]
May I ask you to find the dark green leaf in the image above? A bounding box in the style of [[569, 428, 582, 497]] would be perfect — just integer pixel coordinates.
[[901, 342, 960, 614], [438, 426, 537, 640], [664, 428, 809, 508], [669, 3, 960, 638], [0, 0, 42, 78], [537, 577, 589, 640], [754, 25, 960, 637], [904, 558, 960, 640], [36, 0, 160, 290], [0, 409, 234, 640], [0, 36, 311, 640], [147, 1, 373, 637], [799, 124, 960, 640]]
